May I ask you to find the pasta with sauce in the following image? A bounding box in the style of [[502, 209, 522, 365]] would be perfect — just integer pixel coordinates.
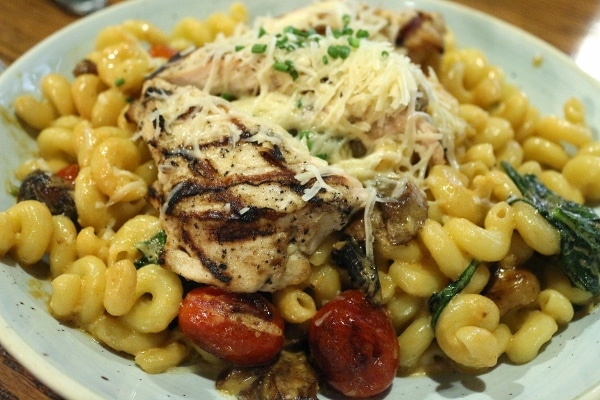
[[2, 1, 600, 398]]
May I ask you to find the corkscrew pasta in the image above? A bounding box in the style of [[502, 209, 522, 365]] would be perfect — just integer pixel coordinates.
[[2, 1, 600, 393]]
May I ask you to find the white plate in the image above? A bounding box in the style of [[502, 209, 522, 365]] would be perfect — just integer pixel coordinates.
[[1, 0, 599, 399]]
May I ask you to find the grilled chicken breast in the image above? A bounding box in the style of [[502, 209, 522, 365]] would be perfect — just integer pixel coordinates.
[[132, 78, 367, 292]]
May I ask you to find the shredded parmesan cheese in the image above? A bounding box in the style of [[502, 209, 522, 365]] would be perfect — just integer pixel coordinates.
[[363, 186, 378, 262], [295, 164, 336, 201]]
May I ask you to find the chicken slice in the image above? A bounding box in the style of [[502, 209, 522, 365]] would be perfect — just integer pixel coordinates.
[[131, 78, 367, 292]]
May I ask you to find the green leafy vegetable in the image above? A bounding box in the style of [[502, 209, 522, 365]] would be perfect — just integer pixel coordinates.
[[428, 259, 479, 329], [502, 161, 600, 295], [8, 181, 20, 197], [134, 230, 166, 269]]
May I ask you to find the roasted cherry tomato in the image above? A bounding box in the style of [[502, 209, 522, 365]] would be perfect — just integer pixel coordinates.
[[55, 163, 80, 184], [179, 286, 285, 366], [308, 290, 399, 398], [148, 44, 178, 59]]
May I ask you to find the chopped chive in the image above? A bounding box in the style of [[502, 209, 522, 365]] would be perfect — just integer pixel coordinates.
[[258, 27, 267, 38], [288, 66, 299, 80], [328, 44, 351, 59], [342, 14, 351, 26], [273, 60, 289, 72], [251, 43, 267, 53], [276, 35, 288, 47], [356, 29, 369, 39], [322, 55, 329, 64], [348, 36, 361, 48], [221, 92, 234, 101], [284, 26, 309, 37], [234, 45, 245, 51], [114, 77, 125, 87], [273, 59, 298, 80], [381, 50, 389, 58], [339, 46, 351, 59], [298, 129, 312, 150]]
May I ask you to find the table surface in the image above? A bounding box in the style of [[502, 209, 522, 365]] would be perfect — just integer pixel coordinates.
[[0, 0, 599, 399]]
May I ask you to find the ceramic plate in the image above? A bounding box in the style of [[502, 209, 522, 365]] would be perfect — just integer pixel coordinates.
[[0, 0, 599, 399]]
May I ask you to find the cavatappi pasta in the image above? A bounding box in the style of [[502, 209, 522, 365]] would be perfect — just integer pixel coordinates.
[[2, 0, 600, 396]]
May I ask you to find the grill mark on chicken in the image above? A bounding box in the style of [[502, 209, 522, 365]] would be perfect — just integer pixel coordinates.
[[181, 228, 232, 283]]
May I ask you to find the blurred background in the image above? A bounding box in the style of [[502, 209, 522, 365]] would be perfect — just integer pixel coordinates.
[[0, 0, 599, 82]]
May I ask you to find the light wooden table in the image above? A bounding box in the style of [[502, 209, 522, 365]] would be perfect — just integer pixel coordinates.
[[0, 0, 599, 399]]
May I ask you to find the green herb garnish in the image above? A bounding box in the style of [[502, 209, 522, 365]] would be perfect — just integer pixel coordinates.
[[273, 59, 298, 80], [220, 92, 234, 101], [134, 230, 166, 269], [283, 25, 311, 38], [298, 129, 313, 151], [327, 44, 351, 59], [429, 259, 479, 329], [502, 161, 600, 295], [348, 36, 361, 48], [356, 29, 370, 39], [251, 43, 267, 54], [114, 77, 125, 87]]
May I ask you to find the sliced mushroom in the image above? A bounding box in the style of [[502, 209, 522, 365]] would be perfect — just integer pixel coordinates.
[[216, 350, 319, 400], [331, 237, 382, 304], [485, 266, 541, 317], [344, 179, 428, 246], [17, 170, 78, 224]]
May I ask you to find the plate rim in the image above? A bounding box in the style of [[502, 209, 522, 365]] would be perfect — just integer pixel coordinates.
[[1, 0, 599, 399]]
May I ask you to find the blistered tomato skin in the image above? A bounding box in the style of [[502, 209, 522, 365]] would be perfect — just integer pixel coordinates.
[[178, 286, 285, 366], [308, 290, 400, 398]]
